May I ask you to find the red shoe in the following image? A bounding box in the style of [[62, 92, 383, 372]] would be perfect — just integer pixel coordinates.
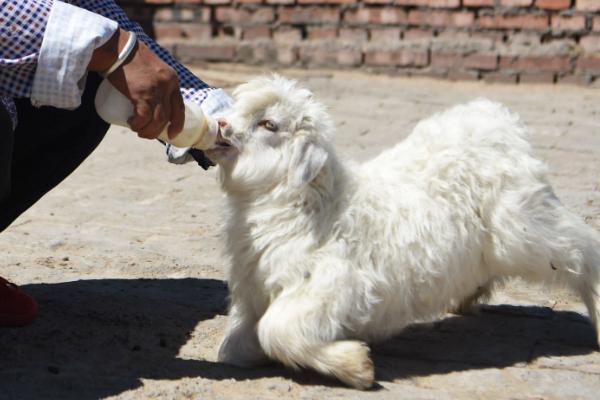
[[0, 277, 37, 327]]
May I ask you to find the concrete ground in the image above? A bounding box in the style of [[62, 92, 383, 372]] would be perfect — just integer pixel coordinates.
[[1, 65, 599, 400]]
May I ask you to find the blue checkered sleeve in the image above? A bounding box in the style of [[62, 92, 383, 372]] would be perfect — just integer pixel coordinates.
[[0, 0, 214, 107], [1, 0, 229, 167], [0, 0, 52, 99]]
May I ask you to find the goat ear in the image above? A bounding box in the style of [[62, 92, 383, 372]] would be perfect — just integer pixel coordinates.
[[288, 136, 328, 189]]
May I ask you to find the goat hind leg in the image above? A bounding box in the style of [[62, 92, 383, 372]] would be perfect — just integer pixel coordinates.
[[485, 186, 600, 347], [545, 211, 600, 348], [453, 281, 495, 315]]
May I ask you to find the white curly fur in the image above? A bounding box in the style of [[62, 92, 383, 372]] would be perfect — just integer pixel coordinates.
[[205, 75, 600, 389]]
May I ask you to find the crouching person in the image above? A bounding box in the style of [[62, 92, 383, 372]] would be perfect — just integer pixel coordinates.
[[0, 0, 230, 327]]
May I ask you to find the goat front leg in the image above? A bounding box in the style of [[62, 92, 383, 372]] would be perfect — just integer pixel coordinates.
[[257, 292, 374, 389], [218, 302, 268, 367]]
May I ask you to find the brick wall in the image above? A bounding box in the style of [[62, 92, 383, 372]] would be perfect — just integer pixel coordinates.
[[118, 0, 600, 84]]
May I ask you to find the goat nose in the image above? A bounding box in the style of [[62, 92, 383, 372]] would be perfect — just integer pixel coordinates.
[[217, 118, 234, 139]]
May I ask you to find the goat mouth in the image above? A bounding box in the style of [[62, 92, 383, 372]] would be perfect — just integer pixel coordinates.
[[205, 131, 237, 164], [213, 131, 233, 148]]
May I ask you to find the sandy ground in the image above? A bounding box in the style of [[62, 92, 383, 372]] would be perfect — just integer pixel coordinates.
[[1, 65, 600, 400]]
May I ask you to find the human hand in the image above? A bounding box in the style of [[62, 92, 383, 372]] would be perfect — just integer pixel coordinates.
[[89, 29, 184, 140]]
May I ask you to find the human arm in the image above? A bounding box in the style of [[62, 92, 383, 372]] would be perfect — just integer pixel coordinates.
[[75, 0, 232, 166], [88, 28, 186, 140], [74, 0, 214, 108], [0, 0, 230, 167]]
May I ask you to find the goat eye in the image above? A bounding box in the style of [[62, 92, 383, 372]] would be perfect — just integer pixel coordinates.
[[259, 120, 278, 132]]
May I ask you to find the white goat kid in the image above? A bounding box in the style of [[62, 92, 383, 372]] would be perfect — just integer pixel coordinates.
[[205, 76, 600, 389]]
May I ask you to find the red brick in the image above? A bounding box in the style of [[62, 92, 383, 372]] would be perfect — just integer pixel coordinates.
[[500, 0, 533, 6], [250, 45, 278, 63], [519, 72, 556, 84], [243, 26, 272, 40], [273, 27, 303, 42], [432, 51, 500, 72], [403, 29, 434, 39], [451, 12, 477, 26], [154, 23, 213, 41], [154, 23, 185, 40], [176, 43, 237, 63], [396, 0, 460, 6], [483, 71, 518, 83], [299, 46, 339, 66], [344, 8, 408, 25], [431, 52, 463, 68], [369, 28, 401, 41], [576, 0, 600, 10], [337, 49, 363, 66], [153, 6, 210, 22], [178, 8, 197, 22], [307, 27, 339, 40], [202, 8, 213, 23], [343, 5, 370, 23], [535, 0, 571, 9], [339, 28, 369, 41], [215, 7, 237, 23], [464, 53, 498, 70], [473, 31, 504, 42], [364, 49, 388, 65], [180, 24, 213, 40], [298, 0, 356, 4], [216, 7, 275, 24], [277, 46, 298, 65], [500, 55, 572, 72], [447, 69, 480, 81], [409, 10, 475, 28], [427, 0, 461, 7], [479, 14, 549, 31], [577, 55, 600, 73], [364, 48, 429, 66], [463, 0, 494, 5], [379, 8, 410, 24], [580, 35, 600, 52], [594, 16, 600, 31], [280, 7, 340, 24], [153, 7, 175, 22], [551, 15, 586, 31]]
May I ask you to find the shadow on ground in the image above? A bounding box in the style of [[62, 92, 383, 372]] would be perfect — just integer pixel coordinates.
[[0, 278, 231, 400], [1, 279, 597, 399], [372, 304, 598, 382]]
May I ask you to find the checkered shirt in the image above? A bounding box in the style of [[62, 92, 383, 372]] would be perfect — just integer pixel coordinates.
[[0, 0, 51, 129], [0, 0, 226, 167]]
